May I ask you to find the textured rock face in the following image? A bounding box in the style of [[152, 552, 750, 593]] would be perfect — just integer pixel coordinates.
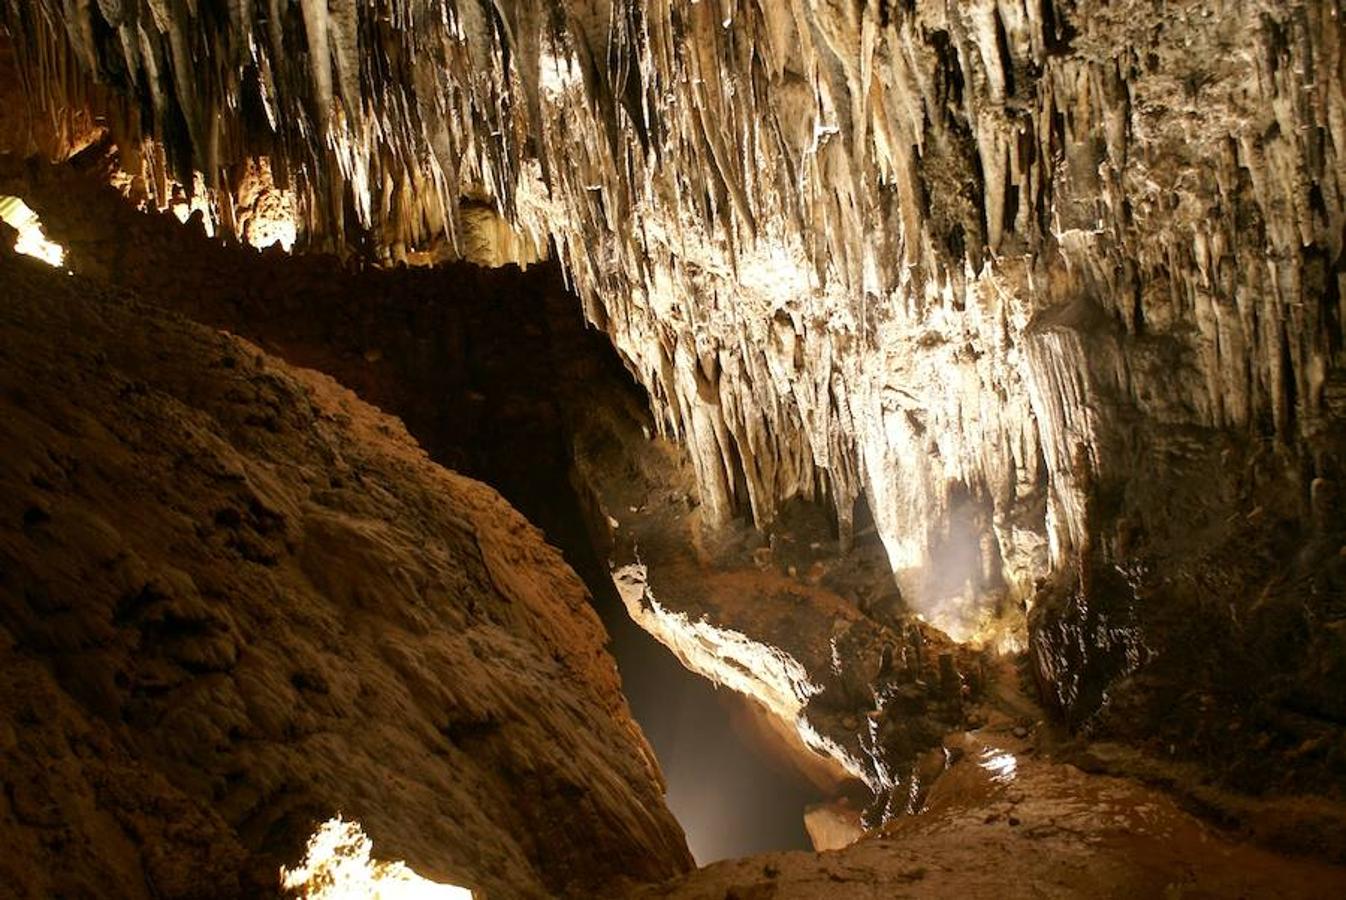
[[0, 163, 985, 837], [571, 384, 985, 831], [3, 0, 1345, 827], [3, 0, 1342, 642], [0, 247, 692, 897]]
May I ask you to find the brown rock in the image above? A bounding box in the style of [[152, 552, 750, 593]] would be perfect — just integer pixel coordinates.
[[0, 253, 691, 898]]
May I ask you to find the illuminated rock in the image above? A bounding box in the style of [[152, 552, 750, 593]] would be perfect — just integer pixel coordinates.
[[0, 248, 691, 898], [1, 0, 1344, 854], [3, 0, 1340, 646], [803, 801, 865, 853], [281, 818, 474, 900], [0, 195, 64, 265]]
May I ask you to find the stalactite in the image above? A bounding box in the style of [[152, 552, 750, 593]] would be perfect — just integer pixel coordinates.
[[2, 0, 1342, 635]]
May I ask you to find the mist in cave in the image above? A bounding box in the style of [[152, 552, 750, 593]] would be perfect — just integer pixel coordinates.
[[593, 577, 823, 863]]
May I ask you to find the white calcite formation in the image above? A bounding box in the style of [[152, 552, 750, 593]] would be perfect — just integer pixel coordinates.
[[5, 0, 1343, 638], [613, 562, 869, 784]]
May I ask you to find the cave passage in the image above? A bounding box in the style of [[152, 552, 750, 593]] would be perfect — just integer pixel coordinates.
[[589, 560, 825, 863], [398, 256, 837, 863], [495, 313, 831, 864], [6, 0, 1346, 895], [363, 255, 839, 864]]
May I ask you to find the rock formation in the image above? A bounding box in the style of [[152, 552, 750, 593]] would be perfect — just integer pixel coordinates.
[[3, 0, 1341, 639], [0, 243, 692, 898], [1, 0, 1345, 891], [0, 164, 990, 834]]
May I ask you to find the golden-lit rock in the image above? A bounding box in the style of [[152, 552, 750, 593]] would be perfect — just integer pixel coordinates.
[[5, 0, 1341, 646], [0, 248, 691, 898]]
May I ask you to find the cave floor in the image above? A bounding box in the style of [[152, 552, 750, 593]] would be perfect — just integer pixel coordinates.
[[627, 709, 1346, 899]]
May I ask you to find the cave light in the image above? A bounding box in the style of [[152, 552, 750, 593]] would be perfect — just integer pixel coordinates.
[[169, 174, 217, 237], [979, 748, 1018, 784], [129, 160, 297, 252], [0, 195, 66, 267], [539, 48, 582, 98], [247, 213, 299, 252], [240, 161, 301, 252], [281, 817, 473, 899]]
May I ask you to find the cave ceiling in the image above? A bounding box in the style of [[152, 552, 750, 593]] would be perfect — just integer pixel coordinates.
[[2, 0, 1343, 637]]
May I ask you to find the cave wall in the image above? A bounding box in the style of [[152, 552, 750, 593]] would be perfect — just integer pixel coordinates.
[[0, 244, 692, 898], [2, 0, 1344, 780], [0, 154, 617, 596], [3, 0, 1342, 639], [0, 158, 988, 832]]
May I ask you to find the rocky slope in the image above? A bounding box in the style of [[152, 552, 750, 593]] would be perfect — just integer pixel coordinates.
[[0, 242, 692, 898]]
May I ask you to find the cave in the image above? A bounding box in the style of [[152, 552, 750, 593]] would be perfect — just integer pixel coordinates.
[[1, 2, 1345, 898]]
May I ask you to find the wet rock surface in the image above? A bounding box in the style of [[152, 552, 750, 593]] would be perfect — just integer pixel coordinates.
[[627, 713, 1346, 899], [0, 247, 692, 898]]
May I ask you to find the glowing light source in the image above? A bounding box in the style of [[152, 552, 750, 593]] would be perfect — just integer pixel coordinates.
[[0, 196, 66, 267], [281, 817, 473, 900], [247, 214, 298, 252], [240, 164, 300, 252], [979, 749, 1018, 784], [169, 175, 217, 237], [538, 49, 582, 98]]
